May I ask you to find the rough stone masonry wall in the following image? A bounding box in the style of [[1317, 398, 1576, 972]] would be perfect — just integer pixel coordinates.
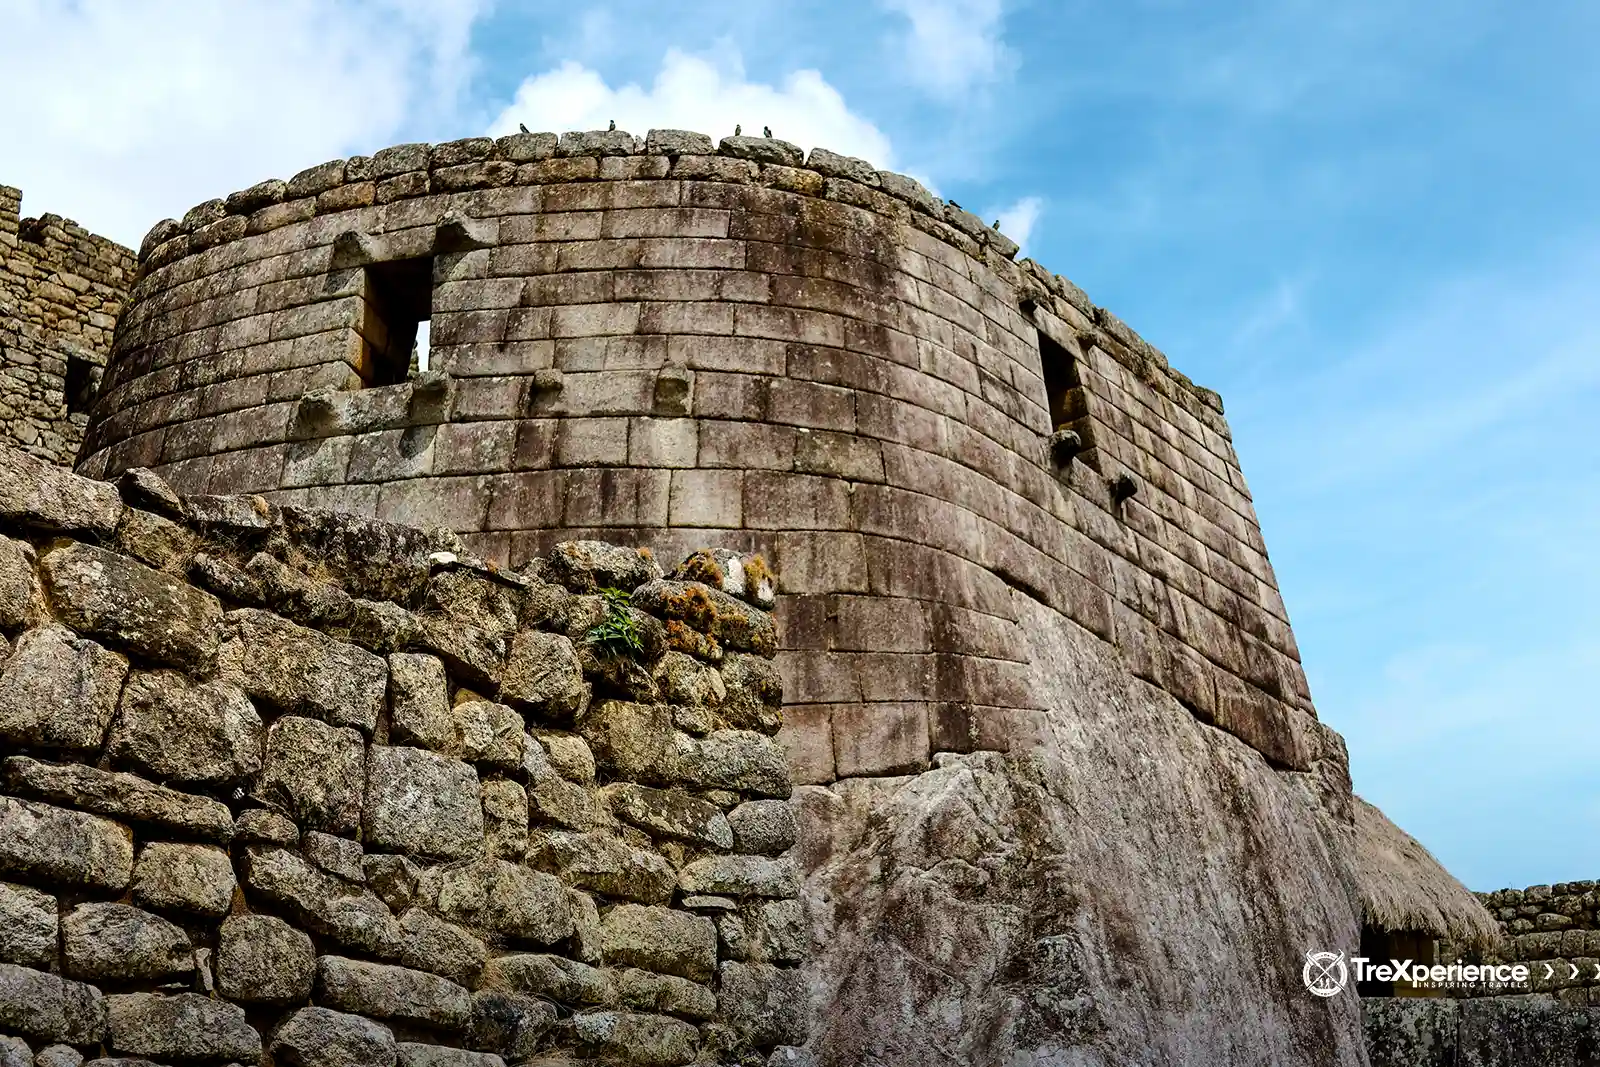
[[0, 443, 804, 1066], [75, 127, 1317, 783], [1435, 881, 1600, 1004], [0, 187, 133, 464]]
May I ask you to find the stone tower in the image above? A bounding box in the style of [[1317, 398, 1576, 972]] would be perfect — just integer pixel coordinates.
[[74, 128, 1366, 1063]]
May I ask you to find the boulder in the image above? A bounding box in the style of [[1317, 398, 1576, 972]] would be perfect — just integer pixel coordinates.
[[718, 652, 784, 733], [728, 800, 798, 856], [0, 880, 57, 969], [62, 903, 192, 982], [718, 962, 806, 1048], [481, 954, 613, 1006], [365, 744, 483, 860], [678, 856, 799, 899], [604, 783, 733, 850], [258, 715, 366, 834], [481, 778, 529, 859], [221, 608, 386, 732], [498, 631, 587, 717], [217, 913, 316, 1005], [600, 904, 717, 982], [271, 1006, 396, 1067], [316, 956, 471, 1032], [631, 579, 776, 656], [0, 795, 133, 892], [388, 652, 454, 752], [304, 830, 367, 882], [679, 730, 790, 797], [536, 732, 596, 782], [568, 1010, 699, 1067], [0, 535, 38, 629], [39, 543, 219, 670], [105, 992, 261, 1063], [0, 445, 122, 535], [399, 907, 488, 986], [466, 990, 557, 1060], [0, 963, 106, 1045], [108, 670, 262, 785], [131, 842, 236, 918], [530, 831, 675, 904], [397, 1045, 505, 1067], [0, 625, 128, 753], [2, 757, 232, 842], [450, 700, 524, 770], [545, 541, 662, 593], [614, 967, 719, 1021], [241, 847, 403, 959]]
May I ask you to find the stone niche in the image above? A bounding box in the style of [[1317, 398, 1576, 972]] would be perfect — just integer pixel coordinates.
[[0, 444, 802, 1066]]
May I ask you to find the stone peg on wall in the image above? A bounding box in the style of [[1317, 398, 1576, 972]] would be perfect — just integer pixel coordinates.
[[1048, 428, 1084, 468]]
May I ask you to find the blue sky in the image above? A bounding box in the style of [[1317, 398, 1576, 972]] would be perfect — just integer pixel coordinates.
[[5, 0, 1597, 889]]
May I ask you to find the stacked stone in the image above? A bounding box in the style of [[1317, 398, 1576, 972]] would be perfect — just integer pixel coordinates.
[[0, 443, 804, 1066], [73, 127, 1316, 783], [1445, 882, 1600, 1003], [0, 187, 133, 465]]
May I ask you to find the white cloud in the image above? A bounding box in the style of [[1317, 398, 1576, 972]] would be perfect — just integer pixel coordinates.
[[990, 194, 1041, 255], [882, 0, 1011, 96], [488, 49, 896, 170], [0, 0, 486, 247]]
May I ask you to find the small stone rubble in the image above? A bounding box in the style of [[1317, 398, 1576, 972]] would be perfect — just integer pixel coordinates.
[[0, 443, 804, 1065]]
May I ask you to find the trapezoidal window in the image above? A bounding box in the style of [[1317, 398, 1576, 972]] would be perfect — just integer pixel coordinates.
[[357, 256, 433, 386], [1039, 329, 1087, 432], [64, 354, 99, 415]]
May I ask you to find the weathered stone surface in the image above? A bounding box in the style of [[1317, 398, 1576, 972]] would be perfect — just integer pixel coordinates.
[[538, 732, 595, 783], [0, 795, 133, 891], [498, 631, 587, 717], [615, 967, 719, 1021], [365, 744, 483, 860], [0, 535, 38, 629], [271, 1006, 396, 1067], [364, 853, 420, 910], [604, 783, 733, 850], [653, 650, 725, 711], [221, 609, 386, 731], [530, 831, 676, 904], [451, 700, 524, 770], [481, 954, 613, 1006], [39, 543, 219, 670], [719, 652, 783, 733], [217, 913, 316, 1005], [481, 778, 529, 859], [115, 507, 195, 571], [242, 847, 403, 959], [105, 992, 261, 1063], [108, 670, 262, 785], [3, 757, 233, 842], [578, 700, 677, 782], [526, 762, 597, 830], [545, 541, 661, 593], [0, 625, 128, 753], [305, 829, 366, 882], [0, 1037, 23, 1067], [33, 1044, 83, 1067], [235, 807, 298, 845], [400, 907, 488, 986], [259, 715, 366, 834], [681, 731, 790, 797], [569, 1010, 699, 1067], [131, 842, 236, 918], [0, 447, 122, 535], [0, 963, 106, 1045], [0, 880, 56, 968], [678, 856, 799, 899], [317, 956, 472, 1032], [1362, 998, 1457, 1067], [728, 800, 798, 856], [601, 904, 717, 982], [388, 652, 454, 752], [62, 903, 192, 982], [467, 990, 557, 1061], [414, 858, 573, 944], [718, 962, 805, 1048], [396, 1044, 505, 1067]]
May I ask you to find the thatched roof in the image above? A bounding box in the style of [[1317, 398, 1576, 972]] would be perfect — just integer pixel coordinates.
[[1353, 795, 1502, 950]]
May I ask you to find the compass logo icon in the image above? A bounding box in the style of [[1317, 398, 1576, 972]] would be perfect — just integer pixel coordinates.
[[1303, 950, 1348, 997]]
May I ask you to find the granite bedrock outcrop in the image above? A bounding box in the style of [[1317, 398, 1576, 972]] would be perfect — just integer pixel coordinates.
[[4, 127, 1370, 1064]]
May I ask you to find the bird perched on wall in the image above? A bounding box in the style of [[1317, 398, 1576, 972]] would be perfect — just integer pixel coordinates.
[[763, 126, 772, 138], [608, 119, 616, 131], [519, 123, 530, 134], [993, 220, 1001, 229], [734, 124, 742, 136]]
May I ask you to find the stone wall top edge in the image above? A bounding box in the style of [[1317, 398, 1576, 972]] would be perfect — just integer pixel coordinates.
[[128, 130, 1224, 415], [2, 183, 136, 268]]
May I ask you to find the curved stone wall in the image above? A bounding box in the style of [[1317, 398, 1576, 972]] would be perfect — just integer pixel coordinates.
[[0, 445, 801, 1065], [79, 127, 1315, 779]]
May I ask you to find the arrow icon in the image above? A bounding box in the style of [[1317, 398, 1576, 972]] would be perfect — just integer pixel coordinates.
[[1593, 964, 1599, 980], [1570, 963, 1580, 981], [1544, 964, 1555, 980]]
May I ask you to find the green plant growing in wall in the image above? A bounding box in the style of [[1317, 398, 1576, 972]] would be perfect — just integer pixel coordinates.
[[587, 586, 644, 660]]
